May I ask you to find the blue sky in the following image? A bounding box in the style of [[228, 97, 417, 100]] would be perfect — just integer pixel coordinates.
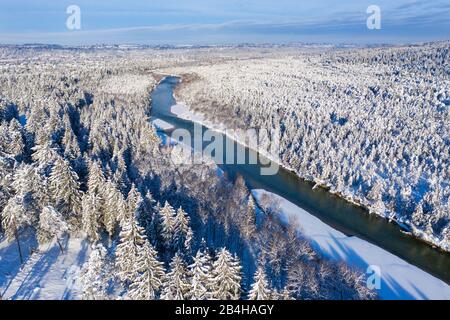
[[0, 0, 448, 45]]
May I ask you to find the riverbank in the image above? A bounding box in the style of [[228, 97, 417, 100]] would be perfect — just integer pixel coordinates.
[[251, 189, 450, 299]]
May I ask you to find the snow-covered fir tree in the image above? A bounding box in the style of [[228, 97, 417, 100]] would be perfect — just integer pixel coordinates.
[[102, 179, 124, 237], [161, 253, 191, 300], [211, 248, 242, 300], [88, 160, 106, 194], [12, 164, 50, 211], [49, 156, 82, 222], [115, 214, 146, 283], [278, 287, 293, 300], [111, 149, 130, 193], [147, 202, 163, 247], [5, 118, 24, 157], [80, 244, 110, 300], [138, 191, 156, 233], [248, 266, 273, 300], [127, 240, 166, 300], [81, 192, 101, 242], [87, 160, 107, 205], [31, 142, 60, 172], [127, 184, 141, 213], [188, 248, 213, 300], [127, 184, 145, 225], [243, 195, 257, 240], [62, 118, 81, 160], [37, 206, 68, 252], [173, 207, 193, 254], [158, 201, 176, 248], [1, 195, 30, 262]]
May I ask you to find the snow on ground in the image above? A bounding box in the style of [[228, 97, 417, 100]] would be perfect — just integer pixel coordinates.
[[171, 103, 205, 123], [252, 189, 450, 300], [151, 118, 174, 131], [0, 234, 90, 300]]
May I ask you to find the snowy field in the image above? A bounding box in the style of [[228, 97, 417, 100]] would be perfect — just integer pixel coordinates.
[[252, 189, 450, 300]]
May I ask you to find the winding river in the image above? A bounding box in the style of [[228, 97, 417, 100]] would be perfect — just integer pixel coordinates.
[[151, 76, 450, 284]]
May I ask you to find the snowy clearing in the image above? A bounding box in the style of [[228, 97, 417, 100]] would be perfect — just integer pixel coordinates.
[[0, 235, 90, 300], [252, 189, 450, 300]]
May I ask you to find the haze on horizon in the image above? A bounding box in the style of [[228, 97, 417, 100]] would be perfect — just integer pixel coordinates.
[[0, 0, 449, 45]]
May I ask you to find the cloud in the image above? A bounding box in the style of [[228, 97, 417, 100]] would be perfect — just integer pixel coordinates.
[[0, 0, 448, 44]]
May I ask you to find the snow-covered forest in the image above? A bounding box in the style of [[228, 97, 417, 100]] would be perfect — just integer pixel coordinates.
[[171, 42, 450, 251], [0, 45, 377, 300]]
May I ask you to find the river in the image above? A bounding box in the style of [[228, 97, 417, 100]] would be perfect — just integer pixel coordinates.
[[150, 76, 450, 284]]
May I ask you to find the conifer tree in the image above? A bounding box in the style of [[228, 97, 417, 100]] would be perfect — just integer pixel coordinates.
[[139, 191, 156, 233], [87, 160, 107, 220], [115, 215, 146, 283], [80, 244, 110, 300], [248, 266, 272, 300], [81, 192, 101, 242], [102, 179, 124, 237], [111, 147, 129, 192], [127, 240, 166, 300], [31, 142, 60, 173], [173, 207, 193, 254], [279, 287, 293, 300], [49, 156, 82, 221], [127, 184, 145, 225], [1, 196, 30, 263], [88, 160, 106, 198], [243, 195, 257, 239], [62, 124, 81, 160], [12, 164, 50, 211], [7, 118, 24, 157], [147, 202, 163, 248], [211, 248, 242, 300], [161, 253, 191, 300], [188, 249, 213, 300], [158, 201, 176, 248], [127, 184, 141, 213], [38, 206, 68, 252]]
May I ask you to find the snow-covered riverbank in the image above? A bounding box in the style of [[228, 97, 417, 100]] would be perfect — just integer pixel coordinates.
[[170, 103, 295, 173], [252, 189, 450, 300], [151, 118, 175, 131]]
